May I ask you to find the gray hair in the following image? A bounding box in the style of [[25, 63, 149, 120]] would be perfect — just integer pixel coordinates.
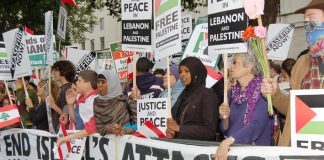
[[236, 53, 262, 77]]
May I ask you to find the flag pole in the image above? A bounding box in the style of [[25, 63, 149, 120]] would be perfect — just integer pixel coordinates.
[[132, 53, 137, 100], [166, 56, 171, 117], [223, 53, 228, 106], [21, 76, 29, 98], [4, 80, 13, 105]]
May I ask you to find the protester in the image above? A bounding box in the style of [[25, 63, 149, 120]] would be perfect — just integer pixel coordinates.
[[15, 76, 38, 127], [261, 0, 324, 146], [269, 60, 281, 82], [0, 87, 6, 107], [26, 80, 59, 131], [62, 81, 84, 130], [57, 70, 98, 145], [50, 60, 76, 132], [94, 70, 137, 136], [1, 95, 10, 107], [160, 65, 184, 107], [279, 58, 296, 83], [215, 53, 273, 160], [153, 68, 166, 78], [124, 57, 164, 99], [166, 57, 220, 141]]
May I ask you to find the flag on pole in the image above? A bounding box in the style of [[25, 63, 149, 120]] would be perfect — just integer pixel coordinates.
[[0, 105, 22, 128], [24, 26, 33, 35], [57, 119, 72, 160], [61, 0, 78, 7], [133, 121, 166, 139], [127, 57, 133, 80], [205, 65, 223, 88]]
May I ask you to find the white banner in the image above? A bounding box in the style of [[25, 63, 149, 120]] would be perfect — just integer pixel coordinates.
[[3, 27, 32, 79], [137, 98, 169, 133], [122, 0, 152, 52], [1, 128, 324, 160], [57, 6, 68, 41], [290, 89, 324, 151], [208, 0, 248, 55], [267, 24, 295, 60], [45, 11, 54, 65], [66, 48, 96, 74], [154, 0, 182, 60]]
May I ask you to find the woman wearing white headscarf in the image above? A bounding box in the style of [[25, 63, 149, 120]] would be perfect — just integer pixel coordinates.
[[94, 70, 137, 136]]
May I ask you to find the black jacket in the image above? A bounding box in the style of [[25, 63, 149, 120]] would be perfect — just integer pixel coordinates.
[[29, 101, 49, 131], [172, 87, 220, 141]]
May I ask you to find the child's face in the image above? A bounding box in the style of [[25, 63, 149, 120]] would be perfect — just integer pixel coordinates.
[[3, 99, 10, 106], [76, 77, 89, 94]]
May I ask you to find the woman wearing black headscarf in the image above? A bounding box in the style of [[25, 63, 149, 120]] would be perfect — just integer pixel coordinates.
[[166, 57, 220, 141]]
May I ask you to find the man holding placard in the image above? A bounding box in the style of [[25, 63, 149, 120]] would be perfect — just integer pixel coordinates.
[[262, 0, 324, 146]]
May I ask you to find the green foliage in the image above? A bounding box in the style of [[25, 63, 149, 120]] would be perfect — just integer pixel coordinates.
[[0, 0, 101, 45]]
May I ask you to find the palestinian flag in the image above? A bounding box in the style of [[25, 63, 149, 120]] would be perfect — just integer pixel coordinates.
[[133, 121, 166, 139], [0, 105, 21, 128], [294, 94, 324, 135], [205, 65, 223, 88], [61, 0, 78, 7]]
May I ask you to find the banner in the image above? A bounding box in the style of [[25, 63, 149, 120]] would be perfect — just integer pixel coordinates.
[[181, 15, 193, 51], [1, 128, 324, 160], [66, 48, 96, 74], [0, 42, 12, 80], [122, 0, 152, 52], [291, 89, 324, 151], [45, 11, 54, 65], [154, 0, 182, 60], [137, 98, 169, 134], [3, 27, 32, 79], [208, 0, 248, 56], [57, 5, 68, 41], [26, 35, 58, 67], [182, 17, 218, 68], [267, 24, 295, 60]]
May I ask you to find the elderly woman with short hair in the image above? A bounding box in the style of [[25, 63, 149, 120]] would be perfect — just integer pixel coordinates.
[[215, 53, 273, 160]]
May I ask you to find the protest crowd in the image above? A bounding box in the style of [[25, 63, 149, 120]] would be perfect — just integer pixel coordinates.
[[1, 0, 324, 160]]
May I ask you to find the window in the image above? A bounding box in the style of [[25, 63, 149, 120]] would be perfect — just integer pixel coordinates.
[[90, 24, 94, 33], [100, 18, 104, 30], [100, 37, 105, 50], [81, 41, 85, 50], [90, 39, 95, 51]]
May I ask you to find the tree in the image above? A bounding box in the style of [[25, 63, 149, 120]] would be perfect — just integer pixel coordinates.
[[0, 0, 101, 45]]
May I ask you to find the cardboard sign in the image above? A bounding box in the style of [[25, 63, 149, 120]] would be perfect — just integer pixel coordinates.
[[66, 48, 96, 74], [182, 17, 218, 68], [3, 27, 32, 79], [122, 0, 152, 52], [154, 0, 182, 60], [0, 42, 12, 80], [110, 42, 134, 81], [57, 5, 68, 41], [45, 11, 54, 65], [181, 15, 193, 51], [208, 0, 248, 55], [26, 35, 58, 67], [137, 98, 169, 133], [290, 89, 324, 151], [267, 24, 295, 60]]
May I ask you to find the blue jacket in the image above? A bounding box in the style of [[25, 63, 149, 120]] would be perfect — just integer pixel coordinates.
[[124, 72, 164, 99], [161, 80, 184, 107]]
